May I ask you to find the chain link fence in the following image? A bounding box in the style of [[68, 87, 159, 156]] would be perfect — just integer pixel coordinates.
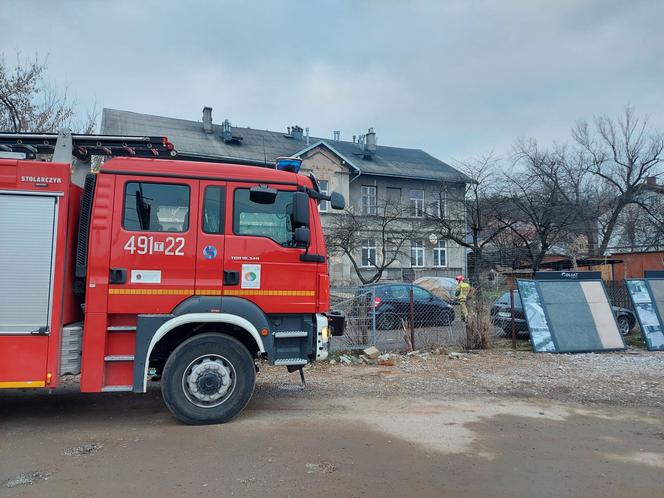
[[330, 284, 468, 352], [330, 279, 636, 353]]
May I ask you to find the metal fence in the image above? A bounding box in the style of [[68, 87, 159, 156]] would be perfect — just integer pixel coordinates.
[[330, 285, 467, 352], [329, 279, 635, 353]]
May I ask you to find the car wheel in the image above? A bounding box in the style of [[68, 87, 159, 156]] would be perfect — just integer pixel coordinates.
[[161, 333, 256, 425], [377, 311, 399, 330], [617, 315, 631, 336]]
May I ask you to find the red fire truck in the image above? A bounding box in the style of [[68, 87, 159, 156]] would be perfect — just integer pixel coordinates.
[[0, 129, 344, 424]]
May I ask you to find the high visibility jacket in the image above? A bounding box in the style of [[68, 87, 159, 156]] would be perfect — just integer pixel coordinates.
[[456, 282, 471, 301]]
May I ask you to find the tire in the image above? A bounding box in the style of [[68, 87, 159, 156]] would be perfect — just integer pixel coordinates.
[[161, 333, 256, 425], [617, 315, 631, 336], [377, 311, 398, 330]]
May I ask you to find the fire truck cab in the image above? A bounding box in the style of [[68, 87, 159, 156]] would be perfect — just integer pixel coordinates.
[[0, 130, 344, 424]]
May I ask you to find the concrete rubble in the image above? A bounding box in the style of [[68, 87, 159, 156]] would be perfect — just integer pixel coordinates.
[[333, 347, 451, 367]]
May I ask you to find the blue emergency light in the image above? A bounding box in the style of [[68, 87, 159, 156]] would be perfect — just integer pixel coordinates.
[[275, 157, 302, 173]]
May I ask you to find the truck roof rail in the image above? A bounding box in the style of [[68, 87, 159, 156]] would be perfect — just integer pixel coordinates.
[[0, 128, 177, 161]]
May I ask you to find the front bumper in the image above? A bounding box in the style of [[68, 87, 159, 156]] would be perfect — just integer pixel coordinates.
[[315, 314, 330, 360]]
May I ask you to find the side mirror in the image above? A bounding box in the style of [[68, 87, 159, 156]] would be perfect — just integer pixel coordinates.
[[249, 185, 277, 204], [292, 191, 310, 227], [293, 226, 310, 247], [330, 191, 345, 210]]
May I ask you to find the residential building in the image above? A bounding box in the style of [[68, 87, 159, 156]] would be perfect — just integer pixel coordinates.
[[101, 107, 470, 285]]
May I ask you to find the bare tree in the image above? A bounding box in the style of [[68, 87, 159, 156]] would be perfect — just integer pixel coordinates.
[[326, 200, 416, 284], [572, 107, 664, 255], [0, 53, 97, 133], [500, 139, 577, 274], [425, 152, 511, 287]]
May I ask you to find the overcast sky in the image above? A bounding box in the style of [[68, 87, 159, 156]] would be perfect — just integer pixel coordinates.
[[2, 0, 663, 162]]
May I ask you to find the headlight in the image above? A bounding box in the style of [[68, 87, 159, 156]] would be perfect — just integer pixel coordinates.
[[321, 325, 330, 341]]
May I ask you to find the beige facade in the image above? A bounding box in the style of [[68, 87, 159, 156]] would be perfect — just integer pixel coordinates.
[[299, 144, 467, 286]]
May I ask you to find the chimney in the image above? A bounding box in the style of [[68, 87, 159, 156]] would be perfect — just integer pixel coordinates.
[[222, 119, 232, 142], [306, 127, 310, 145], [202, 107, 213, 134], [333, 130, 340, 141], [291, 125, 303, 141], [364, 127, 377, 157]]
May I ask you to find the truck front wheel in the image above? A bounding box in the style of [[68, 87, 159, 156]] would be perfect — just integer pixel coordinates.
[[161, 333, 256, 425]]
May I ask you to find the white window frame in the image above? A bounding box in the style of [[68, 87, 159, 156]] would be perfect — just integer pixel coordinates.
[[433, 239, 447, 267], [361, 238, 377, 267], [410, 189, 424, 218], [361, 185, 377, 215], [318, 179, 329, 212], [410, 239, 424, 267]]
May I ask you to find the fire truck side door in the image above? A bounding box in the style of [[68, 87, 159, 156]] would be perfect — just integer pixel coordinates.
[[108, 176, 199, 314], [224, 183, 318, 314], [195, 181, 226, 297]]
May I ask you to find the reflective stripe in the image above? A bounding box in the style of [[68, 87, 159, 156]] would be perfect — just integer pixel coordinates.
[[109, 288, 193, 295], [222, 289, 315, 297], [0, 381, 46, 389], [108, 288, 315, 297]]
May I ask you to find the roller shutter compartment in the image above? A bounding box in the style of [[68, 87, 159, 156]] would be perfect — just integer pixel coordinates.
[[0, 194, 57, 334]]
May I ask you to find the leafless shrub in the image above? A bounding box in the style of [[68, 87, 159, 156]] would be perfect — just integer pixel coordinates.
[[464, 298, 494, 350]]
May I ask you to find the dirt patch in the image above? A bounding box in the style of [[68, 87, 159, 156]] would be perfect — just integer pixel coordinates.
[[260, 349, 664, 408], [1, 349, 663, 497]]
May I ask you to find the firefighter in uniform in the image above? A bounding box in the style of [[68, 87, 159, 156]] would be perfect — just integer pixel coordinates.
[[455, 275, 471, 322]]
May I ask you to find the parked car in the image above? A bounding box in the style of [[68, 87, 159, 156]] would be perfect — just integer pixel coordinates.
[[354, 283, 455, 330], [490, 291, 637, 336]]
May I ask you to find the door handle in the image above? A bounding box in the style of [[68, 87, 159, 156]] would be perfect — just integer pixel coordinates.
[[223, 270, 239, 286], [109, 268, 127, 284]]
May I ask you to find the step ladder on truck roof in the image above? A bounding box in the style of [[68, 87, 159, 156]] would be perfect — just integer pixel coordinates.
[[0, 128, 345, 424]]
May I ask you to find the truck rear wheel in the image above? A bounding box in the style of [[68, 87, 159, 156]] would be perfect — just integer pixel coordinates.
[[161, 333, 256, 425]]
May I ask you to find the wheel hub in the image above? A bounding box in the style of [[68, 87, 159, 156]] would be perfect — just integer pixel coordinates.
[[185, 356, 232, 404]]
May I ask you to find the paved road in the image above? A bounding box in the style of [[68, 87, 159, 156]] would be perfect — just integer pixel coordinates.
[[1, 378, 662, 497]]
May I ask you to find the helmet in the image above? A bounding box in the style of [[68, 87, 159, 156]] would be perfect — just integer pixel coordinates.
[[455, 275, 465, 282]]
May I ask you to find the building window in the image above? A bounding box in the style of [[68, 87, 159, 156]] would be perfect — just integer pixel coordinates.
[[361, 185, 377, 215], [123, 182, 190, 232], [410, 189, 424, 217], [410, 240, 424, 267], [386, 187, 401, 204], [318, 179, 329, 212], [431, 190, 448, 218], [361, 238, 376, 267], [433, 240, 447, 267]]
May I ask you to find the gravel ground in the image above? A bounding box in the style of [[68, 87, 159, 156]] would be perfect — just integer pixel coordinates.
[[257, 349, 664, 408]]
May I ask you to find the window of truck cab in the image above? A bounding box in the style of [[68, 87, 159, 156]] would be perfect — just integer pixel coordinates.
[[233, 188, 295, 246], [122, 181, 190, 232]]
